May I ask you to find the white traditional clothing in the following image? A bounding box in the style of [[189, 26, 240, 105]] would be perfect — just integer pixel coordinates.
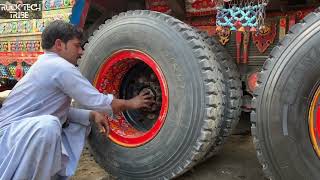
[[0, 52, 113, 180]]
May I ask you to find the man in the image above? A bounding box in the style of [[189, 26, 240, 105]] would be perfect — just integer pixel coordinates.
[[0, 20, 153, 179]]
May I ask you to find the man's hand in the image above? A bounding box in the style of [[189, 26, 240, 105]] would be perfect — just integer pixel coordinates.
[[90, 111, 109, 137], [111, 91, 155, 114], [127, 90, 155, 109]]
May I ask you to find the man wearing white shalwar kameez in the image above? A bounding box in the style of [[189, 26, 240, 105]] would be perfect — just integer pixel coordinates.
[[0, 20, 153, 180]]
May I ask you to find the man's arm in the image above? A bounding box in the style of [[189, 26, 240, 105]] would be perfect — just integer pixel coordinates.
[[67, 108, 109, 137], [54, 65, 154, 113], [110, 91, 154, 114], [67, 107, 91, 126], [53, 64, 113, 111], [89, 111, 109, 137]]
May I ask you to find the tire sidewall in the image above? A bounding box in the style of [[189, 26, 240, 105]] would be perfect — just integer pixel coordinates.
[[80, 15, 209, 177], [259, 25, 320, 179]]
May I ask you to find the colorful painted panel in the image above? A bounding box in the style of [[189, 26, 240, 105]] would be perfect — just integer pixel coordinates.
[[43, 0, 75, 10], [145, 0, 170, 14], [185, 0, 216, 16], [0, 52, 42, 80], [0, 1, 73, 82], [0, 14, 70, 35], [0, 40, 41, 52]]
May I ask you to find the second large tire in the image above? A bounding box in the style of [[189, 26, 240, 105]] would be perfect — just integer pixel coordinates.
[[80, 10, 224, 179], [252, 9, 320, 180]]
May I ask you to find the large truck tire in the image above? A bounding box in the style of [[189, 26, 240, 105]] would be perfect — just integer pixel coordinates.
[[251, 9, 320, 180], [79, 10, 224, 179], [197, 30, 242, 158]]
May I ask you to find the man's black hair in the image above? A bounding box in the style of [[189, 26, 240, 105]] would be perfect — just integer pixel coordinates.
[[41, 20, 83, 50]]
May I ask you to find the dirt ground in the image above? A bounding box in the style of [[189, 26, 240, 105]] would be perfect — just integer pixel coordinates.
[[71, 114, 267, 180]]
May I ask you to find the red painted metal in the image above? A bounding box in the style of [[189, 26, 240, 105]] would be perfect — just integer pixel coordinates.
[[296, 8, 314, 21], [279, 17, 286, 41], [242, 31, 250, 64], [252, 24, 277, 53], [247, 72, 258, 93], [289, 15, 296, 30], [236, 31, 242, 64], [309, 85, 320, 157], [146, 0, 170, 13], [186, 16, 216, 27], [186, 0, 216, 16], [316, 107, 320, 140], [94, 50, 169, 147], [15, 63, 23, 80], [0, 52, 42, 66]]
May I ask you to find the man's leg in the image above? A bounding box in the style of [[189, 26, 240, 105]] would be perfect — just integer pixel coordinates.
[[0, 115, 63, 180], [58, 122, 90, 177]]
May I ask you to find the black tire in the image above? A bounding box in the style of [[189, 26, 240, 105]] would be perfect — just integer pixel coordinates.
[[80, 10, 224, 179], [251, 8, 320, 180], [197, 30, 242, 158]]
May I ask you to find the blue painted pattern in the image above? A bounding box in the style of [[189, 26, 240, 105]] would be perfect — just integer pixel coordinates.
[[216, 4, 266, 30]]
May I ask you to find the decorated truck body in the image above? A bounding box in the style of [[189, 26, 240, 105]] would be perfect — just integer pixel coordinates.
[[1, 0, 320, 179], [0, 0, 74, 90]]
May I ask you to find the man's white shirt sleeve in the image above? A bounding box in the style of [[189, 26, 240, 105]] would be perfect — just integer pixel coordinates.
[[52, 63, 114, 112]]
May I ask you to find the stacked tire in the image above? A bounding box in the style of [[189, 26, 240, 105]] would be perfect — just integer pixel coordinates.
[[197, 30, 242, 159], [80, 10, 241, 179]]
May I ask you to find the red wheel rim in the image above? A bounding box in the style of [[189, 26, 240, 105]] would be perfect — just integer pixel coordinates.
[[309, 85, 320, 157], [94, 50, 168, 147]]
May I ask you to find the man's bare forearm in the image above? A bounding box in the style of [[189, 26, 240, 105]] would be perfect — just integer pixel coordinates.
[[111, 99, 131, 113], [109, 91, 154, 114]]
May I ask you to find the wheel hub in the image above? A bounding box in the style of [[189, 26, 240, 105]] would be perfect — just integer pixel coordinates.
[[120, 62, 162, 131], [94, 49, 168, 147]]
